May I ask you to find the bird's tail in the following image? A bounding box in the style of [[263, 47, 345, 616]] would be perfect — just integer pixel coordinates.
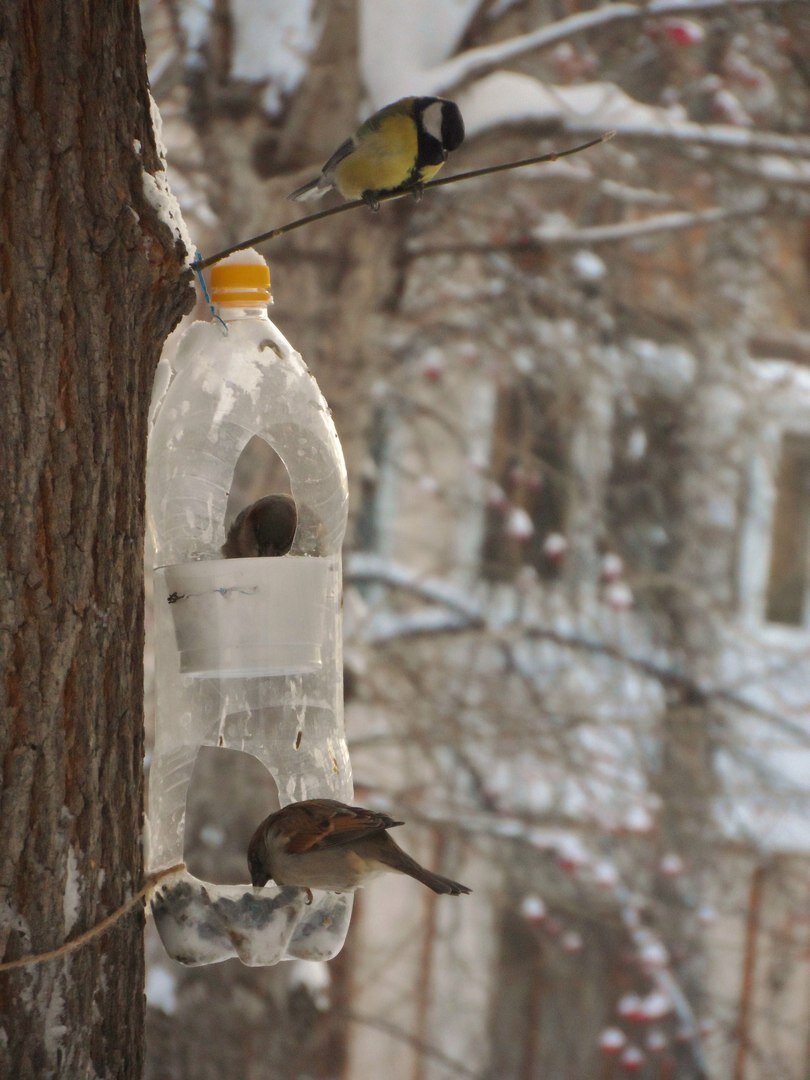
[[287, 176, 329, 202], [384, 846, 471, 895]]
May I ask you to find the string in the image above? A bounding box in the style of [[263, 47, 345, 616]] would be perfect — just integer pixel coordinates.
[[0, 862, 186, 974], [195, 132, 614, 270], [192, 254, 228, 333]]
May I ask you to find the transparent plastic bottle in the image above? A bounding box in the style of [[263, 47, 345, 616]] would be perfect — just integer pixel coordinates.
[[145, 251, 353, 966]]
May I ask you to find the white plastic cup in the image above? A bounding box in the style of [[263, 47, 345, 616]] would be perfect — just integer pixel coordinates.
[[160, 557, 331, 678]]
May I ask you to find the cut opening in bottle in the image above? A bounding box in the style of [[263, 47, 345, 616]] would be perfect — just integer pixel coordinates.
[[183, 746, 279, 885]]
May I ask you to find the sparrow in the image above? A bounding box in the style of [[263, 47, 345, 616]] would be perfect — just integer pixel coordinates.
[[221, 493, 298, 558], [248, 798, 471, 900]]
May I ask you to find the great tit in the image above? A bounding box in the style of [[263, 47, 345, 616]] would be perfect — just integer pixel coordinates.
[[288, 96, 465, 210]]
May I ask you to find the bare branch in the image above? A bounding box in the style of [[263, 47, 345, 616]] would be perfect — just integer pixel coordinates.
[[338, 1010, 488, 1080], [405, 200, 770, 258], [346, 555, 810, 743], [425, 0, 799, 95]]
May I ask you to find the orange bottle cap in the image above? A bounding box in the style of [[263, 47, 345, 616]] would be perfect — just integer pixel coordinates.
[[209, 251, 272, 305]]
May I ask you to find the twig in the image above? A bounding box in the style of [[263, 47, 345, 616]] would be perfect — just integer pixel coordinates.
[[405, 200, 769, 257], [733, 862, 768, 1080], [337, 1009, 487, 1080], [195, 133, 614, 269], [346, 556, 810, 743], [0, 862, 185, 974], [425, 0, 796, 94]]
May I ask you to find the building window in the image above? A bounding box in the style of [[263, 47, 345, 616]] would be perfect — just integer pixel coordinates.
[[480, 381, 568, 581], [606, 396, 682, 577], [765, 433, 810, 626]]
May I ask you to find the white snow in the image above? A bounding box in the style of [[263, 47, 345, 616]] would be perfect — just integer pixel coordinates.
[[520, 894, 547, 921], [621, 1045, 645, 1069], [230, 0, 323, 115], [420, 0, 801, 98], [623, 805, 655, 833], [639, 940, 669, 971], [43, 978, 66, 1063], [626, 426, 647, 461], [143, 94, 196, 263], [63, 845, 81, 935], [289, 960, 331, 1010], [604, 581, 634, 611], [145, 965, 178, 1015], [598, 1027, 627, 1052], [618, 992, 643, 1018], [217, 246, 268, 267], [659, 852, 685, 877], [542, 532, 568, 558], [505, 506, 534, 541], [640, 990, 673, 1020], [646, 1029, 668, 1052], [178, 0, 214, 54], [199, 824, 225, 848], [571, 250, 607, 282], [488, 0, 525, 17], [601, 553, 624, 581], [561, 930, 583, 953], [360, 0, 481, 105], [592, 860, 619, 889]]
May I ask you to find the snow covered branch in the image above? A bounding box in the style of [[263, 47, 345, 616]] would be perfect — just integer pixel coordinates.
[[425, 0, 797, 96], [346, 554, 810, 743], [405, 199, 770, 258]]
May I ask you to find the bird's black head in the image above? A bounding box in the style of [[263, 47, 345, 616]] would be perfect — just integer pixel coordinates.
[[440, 101, 465, 152], [416, 97, 465, 161]]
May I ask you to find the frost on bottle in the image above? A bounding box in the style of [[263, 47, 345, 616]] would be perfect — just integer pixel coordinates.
[[146, 251, 353, 966]]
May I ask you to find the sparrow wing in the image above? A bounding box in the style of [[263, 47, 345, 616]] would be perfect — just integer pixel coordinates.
[[284, 799, 404, 854]]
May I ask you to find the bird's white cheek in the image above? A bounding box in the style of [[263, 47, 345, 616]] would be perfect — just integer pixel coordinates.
[[422, 102, 444, 142]]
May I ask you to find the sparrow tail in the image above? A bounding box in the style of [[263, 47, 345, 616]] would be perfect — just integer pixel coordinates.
[[386, 849, 471, 895]]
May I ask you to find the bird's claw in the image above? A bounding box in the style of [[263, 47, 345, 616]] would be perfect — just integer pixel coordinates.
[[303, 887, 313, 905]]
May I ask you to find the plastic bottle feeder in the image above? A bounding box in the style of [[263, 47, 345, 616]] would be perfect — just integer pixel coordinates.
[[145, 252, 353, 965]]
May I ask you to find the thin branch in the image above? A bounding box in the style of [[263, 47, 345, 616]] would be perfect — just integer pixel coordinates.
[[346, 557, 810, 743], [405, 200, 770, 258], [733, 863, 768, 1080], [571, 120, 810, 159], [195, 134, 613, 269], [338, 1009, 488, 1080], [424, 0, 798, 95], [527, 201, 767, 245]]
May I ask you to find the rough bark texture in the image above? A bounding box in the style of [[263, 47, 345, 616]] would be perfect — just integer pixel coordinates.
[[0, 3, 192, 1075]]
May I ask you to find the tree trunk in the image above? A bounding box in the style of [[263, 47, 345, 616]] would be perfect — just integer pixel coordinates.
[[0, 3, 191, 1075]]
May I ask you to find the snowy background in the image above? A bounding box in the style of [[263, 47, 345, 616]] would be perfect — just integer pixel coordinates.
[[141, 2, 810, 1078]]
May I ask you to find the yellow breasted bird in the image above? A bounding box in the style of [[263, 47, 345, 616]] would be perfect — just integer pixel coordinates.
[[288, 96, 465, 210]]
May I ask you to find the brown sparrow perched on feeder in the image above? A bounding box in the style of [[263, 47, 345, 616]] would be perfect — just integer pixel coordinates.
[[221, 493, 298, 558], [248, 799, 471, 900]]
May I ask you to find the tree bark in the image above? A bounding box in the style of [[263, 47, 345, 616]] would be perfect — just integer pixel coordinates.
[[0, 3, 192, 1075]]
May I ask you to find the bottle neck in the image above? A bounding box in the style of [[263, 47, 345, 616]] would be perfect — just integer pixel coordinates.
[[216, 304, 270, 323]]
